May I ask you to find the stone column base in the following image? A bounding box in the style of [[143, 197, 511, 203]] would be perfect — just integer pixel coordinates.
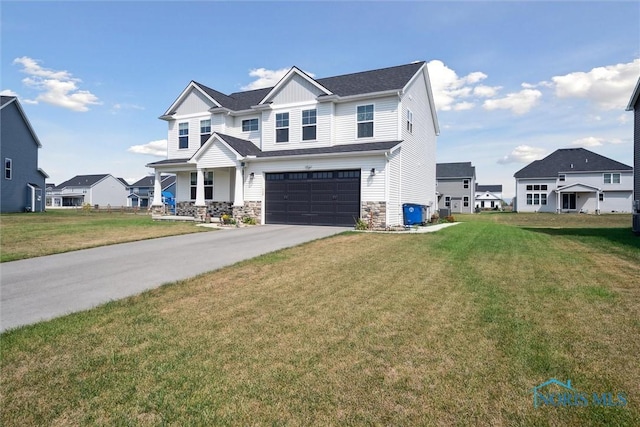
[[195, 205, 207, 222]]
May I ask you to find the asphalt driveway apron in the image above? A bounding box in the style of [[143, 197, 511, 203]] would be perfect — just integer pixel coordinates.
[[0, 225, 347, 332]]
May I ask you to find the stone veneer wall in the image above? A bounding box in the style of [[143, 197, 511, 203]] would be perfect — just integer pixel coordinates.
[[361, 201, 386, 229], [233, 201, 262, 224], [176, 201, 233, 218]]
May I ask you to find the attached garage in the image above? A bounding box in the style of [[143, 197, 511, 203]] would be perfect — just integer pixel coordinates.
[[265, 170, 361, 226]]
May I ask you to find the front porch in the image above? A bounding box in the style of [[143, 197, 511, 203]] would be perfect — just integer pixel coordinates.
[[555, 183, 602, 214]]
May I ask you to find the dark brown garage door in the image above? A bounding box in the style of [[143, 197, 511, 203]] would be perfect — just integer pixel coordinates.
[[265, 170, 361, 226]]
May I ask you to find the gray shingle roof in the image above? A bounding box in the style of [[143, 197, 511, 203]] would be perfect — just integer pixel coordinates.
[[191, 62, 425, 112], [130, 175, 176, 188], [514, 148, 632, 178], [1, 95, 17, 107], [55, 174, 110, 189], [476, 184, 502, 193], [436, 162, 475, 178]]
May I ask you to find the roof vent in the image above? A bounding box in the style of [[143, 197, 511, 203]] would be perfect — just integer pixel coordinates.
[[570, 163, 574, 168], [585, 158, 588, 163]]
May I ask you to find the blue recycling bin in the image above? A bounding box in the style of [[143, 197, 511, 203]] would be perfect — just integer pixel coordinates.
[[403, 203, 426, 226]]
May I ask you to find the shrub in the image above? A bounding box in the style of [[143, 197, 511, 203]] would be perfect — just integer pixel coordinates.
[[430, 212, 440, 223], [242, 217, 257, 225], [444, 215, 456, 223], [354, 218, 369, 230]]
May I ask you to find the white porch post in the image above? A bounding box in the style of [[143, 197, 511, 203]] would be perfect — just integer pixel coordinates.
[[233, 165, 244, 207], [151, 170, 163, 206], [556, 191, 561, 213], [195, 168, 206, 206]]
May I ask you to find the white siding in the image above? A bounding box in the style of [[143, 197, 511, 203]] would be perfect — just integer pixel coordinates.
[[174, 89, 214, 115], [260, 102, 332, 152], [387, 149, 402, 226], [230, 115, 262, 147], [399, 70, 437, 211], [269, 74, 325, 105], [197, 141, 238, 169], [214, 168, 232, 201], [334, 97, 399, 144], [89, 176, 129, 207]]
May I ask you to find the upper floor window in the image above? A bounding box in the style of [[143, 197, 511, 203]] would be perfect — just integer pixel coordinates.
[[276, 113, 289, 143], [603, 173, 620, 184], [4, 158, 12, 180], [463, 179, 469, 189], [200, 119, 211, 146], [444, 196, 451, 207], [242, 118, 259, 132], [179, 122, 189, 149], [558, 174, 565, 182], [302, 109, 317, 141], [357, 104, 374, 138], [406, 109, 413, 133]]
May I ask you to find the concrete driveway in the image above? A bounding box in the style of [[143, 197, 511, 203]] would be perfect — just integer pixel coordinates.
[[0, 225, 348, 332]]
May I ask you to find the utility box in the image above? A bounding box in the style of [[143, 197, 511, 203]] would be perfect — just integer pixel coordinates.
[[403, 203, 426, 226]]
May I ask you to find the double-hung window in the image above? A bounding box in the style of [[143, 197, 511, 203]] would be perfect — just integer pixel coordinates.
[[357, 104, 374, 138], [190, 172, 214, 200], [200, 119, 211, 146], [242, 118, 259, 132], [179, 122, 189, 149], [4, 158, 12, 180], [406, 109, 413, 133], [445, 196, 451, 208], [276, 113, 289, 143], [302, 109, 317, 141], [463, 196, 469, 207], [604, 173, 620, 184], [463, 179, 469, 189]]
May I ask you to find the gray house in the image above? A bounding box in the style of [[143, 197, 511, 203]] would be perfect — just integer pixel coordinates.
[[0, 96, 49, 213], [128, 175, 176, 208], [436, 162, 476, 214], [626, 77, 640, 234]]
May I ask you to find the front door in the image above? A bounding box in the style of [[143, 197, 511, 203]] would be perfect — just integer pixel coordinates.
[[562, 193, 576, 210]]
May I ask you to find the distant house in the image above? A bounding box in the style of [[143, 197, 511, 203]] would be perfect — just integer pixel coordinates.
[[128, 175, 176, 208], [47, 174, 129, 208], [475, 184, 503, 210], [147, 61, 440, 227], [436, 162, 476, 214], [513, 148, 633, 213], [0, 96, 49, 213], [626, 77, 640, 234]]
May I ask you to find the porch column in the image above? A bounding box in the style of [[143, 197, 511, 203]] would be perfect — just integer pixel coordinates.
[[233, 165, 244, 207], [151, 170, 163, 206], [556, 191, 561, 213], [195, 168, 206, 206]]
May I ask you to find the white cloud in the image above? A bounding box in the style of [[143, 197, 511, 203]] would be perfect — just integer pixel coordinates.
[[571, 136, 603, 147], [483, 88, 542, 115], [549, 58, 640, 110], [12, 56, 101, 112], [127, 139, 167, 157], [497, 145, 547, 164], [0, 89, 19, 97], [111, 103, 145, 114], [427, 60, 503, 112], [617, 114, 630, 125]]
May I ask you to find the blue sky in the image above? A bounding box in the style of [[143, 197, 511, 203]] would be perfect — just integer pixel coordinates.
[[2, 1, 639, 198]]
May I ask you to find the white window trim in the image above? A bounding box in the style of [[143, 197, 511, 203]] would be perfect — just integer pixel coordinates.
[[275, 112, 290, 143], [4, 158, 12, 180], [242, 118, 259, 132], [406, 109, 413, 134], [356, 103, 374, 139], [178, 122, 189, 149], [301, 109, 317, 141], [603, 173, 621, 184]]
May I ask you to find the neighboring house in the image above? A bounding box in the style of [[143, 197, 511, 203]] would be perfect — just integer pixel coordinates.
[[475, 184, 503, 210], [626, 77, 640, 234], [128, 175, 176, 208], [0, 96, 49, 213], [147, 61, 439, 227], [513, 148, 633, 213], [48, 174, 129, 207], [436, 162, 476, 214]]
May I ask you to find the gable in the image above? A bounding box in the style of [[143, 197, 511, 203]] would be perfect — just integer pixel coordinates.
[[173, 88, 216, 115], [268, 74, 327, 105], [190, 135, 240, 168]]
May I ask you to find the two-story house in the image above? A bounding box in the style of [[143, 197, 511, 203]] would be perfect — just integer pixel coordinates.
[[48, 174, 129, 208], [1, 96, 49, 213], [513, 148, 633, 213], [435, 162, 476, 214], [475, 184, 504, 210], [128, 175, 176, 208], [147, 62, 439, 227], [627, 76, 640, 234]]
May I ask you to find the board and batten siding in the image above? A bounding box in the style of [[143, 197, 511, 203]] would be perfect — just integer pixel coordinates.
[[268, 74, 326, 105], [173, 89, 214, 116], [196, 141, 238, 169]]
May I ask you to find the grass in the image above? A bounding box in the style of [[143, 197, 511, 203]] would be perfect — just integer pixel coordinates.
[[0, 209, 211, 262], [1, 213, 639, 425]]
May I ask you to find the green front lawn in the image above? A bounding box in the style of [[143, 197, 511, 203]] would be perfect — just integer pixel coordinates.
[[1, 215, 638, 425]]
